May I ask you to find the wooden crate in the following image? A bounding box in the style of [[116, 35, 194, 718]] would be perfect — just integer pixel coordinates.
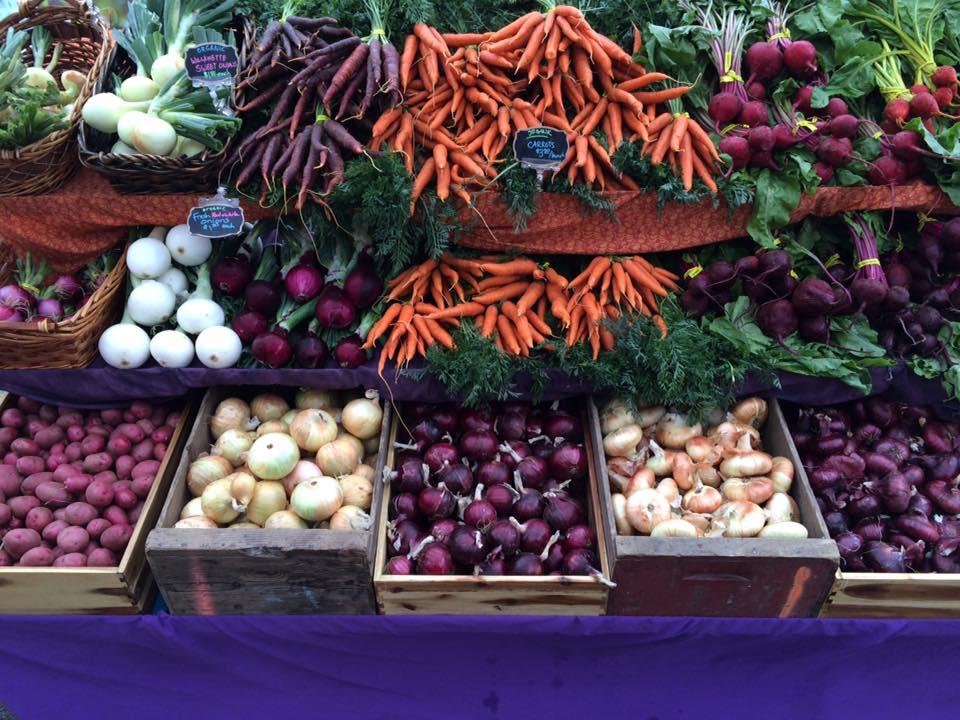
[[373, 403, 613, 615], [590, 398, 839, 617], [0, 393, 193, 614], [146, 387, 390, 614], [774, 410, 960, 618]]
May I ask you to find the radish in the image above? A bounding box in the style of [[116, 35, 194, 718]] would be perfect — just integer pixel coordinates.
[[783, 40, 818, 78]]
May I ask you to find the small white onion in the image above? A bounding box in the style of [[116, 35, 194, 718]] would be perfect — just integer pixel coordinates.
[[165, 225, 212, 267], [98, 323, 151, 369], [126, 237, 171, 280], [195, 326, 242, 368], [149, 330, 194, 368]]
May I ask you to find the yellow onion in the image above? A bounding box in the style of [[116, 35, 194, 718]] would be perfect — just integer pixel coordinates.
[[363, 435, 380, 456], [600, 397, 637, 434], [338, 474, 373, 510], [281, 409, 299, 426], [211, 398, 251, 439], [341, 391, 383, 440], [187, 455, 233, 496], [213, 428, 255, 467], [682, 484, 722, 514], [295, 388, 339, 410], [227, 522, 260, 529], [290, 476, 342, 522], [247, 432, 300, 480], [656, 478, 680, 505], [353, 463, 376, 482], [769, 456, 795, 493], [636, 405, 666, 429], [175, 516, 218, 528], [245, 481, 288, 526], [681, 512, 712, 532], [316, 435, 363, 477], [264, 510, 308, 529], [720, 477, 774, 504], [228, 471, 257, 512], [329, 505, 372, 531], [672, 452, 694, 491], [764, 492, 799, 524], [281, 460, 322, 498], [256, 420, 288, 436], [623, 467, 656, 497], [289, 409, 339, 452], [250, 393, 289, 421], [179, 497, 205, 520], [714, 501, 765, 538], [731, 397, 768, 427], [625, 488, 671, 534], [758, 521, 807, 538], [655, 414, 702, 450], [650, 518, 700, 538], [603, 424, 645, 458], [201, 477, 240, 524], [611, 493, 633, 535], [646, 444, 675, 477]]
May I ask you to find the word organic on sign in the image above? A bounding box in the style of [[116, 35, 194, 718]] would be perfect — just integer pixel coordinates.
[[513, 126, 569, 170], [188, 204, 245, 238], [185, 43, 239, 83]]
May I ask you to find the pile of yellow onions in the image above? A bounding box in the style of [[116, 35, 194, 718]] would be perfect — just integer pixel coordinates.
[[176, 389, 382, 532], [601, 397, 807, 539]]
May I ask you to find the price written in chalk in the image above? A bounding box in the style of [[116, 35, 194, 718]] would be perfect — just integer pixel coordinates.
[[513, 126, 569, 169], [187, 204, 245, 238], [185, 43, 239, 83]]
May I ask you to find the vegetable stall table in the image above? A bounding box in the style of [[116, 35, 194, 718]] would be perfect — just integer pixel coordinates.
[[0, 614, 956, 719]]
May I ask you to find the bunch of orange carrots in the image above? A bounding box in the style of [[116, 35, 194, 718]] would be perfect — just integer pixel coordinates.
[[363, 252, 680, 372], [640, 111, 722, 192], [367, 5, 718, 212]]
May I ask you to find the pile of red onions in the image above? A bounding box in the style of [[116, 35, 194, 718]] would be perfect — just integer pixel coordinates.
[[384, 402, 608, 581], [791, 397, 960, 573], [0, 396, 180, 566]]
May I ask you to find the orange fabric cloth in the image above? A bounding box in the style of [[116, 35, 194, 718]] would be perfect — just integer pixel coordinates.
[[458, 182, 958, 254], [0, 169, 278, 272]]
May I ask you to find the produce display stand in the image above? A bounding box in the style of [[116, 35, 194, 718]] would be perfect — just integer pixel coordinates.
[[146, 386, 392, 614], [0, 392, 194, 614], [589, 398, 838, 617], [372, 403, 613, 615]]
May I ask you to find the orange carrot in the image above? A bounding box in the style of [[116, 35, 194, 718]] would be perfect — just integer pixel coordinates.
[[575, 135, 589, 167], [427, 302, 485, 320], [409, 158, 436, 215], [516, 282, 545, 315], [690, 148, 718, 192], [680, 132, 694, 191], [650, 124, 672, 165], [544, 267, 568, 288], [496, 316, 523, 355], [414, 23, 448, 56], [399, 35, 418, 90], [653, 314, 668, 338], [472, 281, 530, 304], [362, 303, 403, 349], [442, 33, 490, 47], [686, 119, 721, 161], [482, 258, 539, 276], [670, 113, 689, 152], [600, 326, 615, 352], [633, 86, 691, 104], [424, 319, 454, 349], [617, 72, 670, 92], [579, 98, 609, 135], [526, 308, 553, 336], [481, 305, 498, 337]]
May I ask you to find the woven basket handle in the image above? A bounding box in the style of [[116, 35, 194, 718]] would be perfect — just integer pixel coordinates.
[[17, 0, 45, 15]]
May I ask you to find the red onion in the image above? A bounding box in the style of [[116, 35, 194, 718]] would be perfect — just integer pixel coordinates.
[[315, 285, 356, 329], [438, 464, 474, 495], [512, 489, 544, 521], [543, 492, 584, 532], [854, 518, 886, 542], [449, 525, 487, 565], [486, 519, 521, 555], [460, 409, 494, 433], [417, 485, 456, 520], [562, 548, 600, 576], [459, 429, 499, 462], [431, 408, 459, 434], [543, 411, 582, 441], [386, 556, 413, 575], [483, 484, 515, 517], [476, 461, 511, 487], [516, 456, 548, 489], [477, 555, 506, 575], [562, 524, 594, 552], [925, 480, 960, 514], [251, 331, 293, 368], [424, 442, 459, 473], [212, 258, 253, 297], [464, 500, 497, 530], [395, 459, 426, 494], [333, 336, 366, 368], [517, 518, 554, 554], [342, 254, 383, 309], [428, 518, 458, 544], [389, 492, 418, 520], [835, 532, 863, 558], [416, 542, 453, 574], [498, 411, 527, 440], [244, 280, 281, 316], [284, 265, 324, 302], [932, 538, 960, 573], [508, 553, 543, 576], [872, 472, 911, 513], [893, 514, 941, 543], [548, 443, 587, 481], [863, 541, 906, 573], [387, 519, 421, 556], [412, 420, 442, 446]]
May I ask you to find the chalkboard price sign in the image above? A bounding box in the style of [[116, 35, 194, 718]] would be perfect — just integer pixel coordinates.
[[187, 204, 245, 238], [185, 43, 239, 83], [513, 126, 569, 169]]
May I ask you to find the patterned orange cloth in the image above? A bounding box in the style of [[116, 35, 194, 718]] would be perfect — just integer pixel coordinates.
[[0, 169, 278, 272], [458, 182, 958, 254]]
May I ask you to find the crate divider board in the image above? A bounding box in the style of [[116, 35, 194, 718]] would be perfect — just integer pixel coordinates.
[[590, 397, 839, 617], [373, 402, 612, 615], [0, 392, 195, 614], [146, 387, 390, 614]]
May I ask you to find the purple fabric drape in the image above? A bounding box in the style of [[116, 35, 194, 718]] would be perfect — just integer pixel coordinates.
[[0, 615, 957, 719]]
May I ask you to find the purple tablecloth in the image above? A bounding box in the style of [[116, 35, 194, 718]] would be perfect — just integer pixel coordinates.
[[0, 359, 946, 410], [0, 615, 956, 719]]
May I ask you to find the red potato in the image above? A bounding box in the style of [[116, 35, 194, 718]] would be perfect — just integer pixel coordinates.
[[86, 518, 110, 540], [152, 426, 173, 444], [135, 419, 155, 435], [166, 411, 180, 427], [55, 412, 83, 429], [153, 443, 168, 462], [114, 486, 137, 510], [33, 425, 64, 449], [0, 549, 12, 566], [100, 409, 123, 425], [8, 495, 40, 518], [52, 508, 67, 521], [3, 452, 16, 465], [64, 502, 98, 527], [57, 526, 90, 553], [101, 524, 133, 553], [131, 440, 154, 463], [116, 423, 145, 443], [19, 546, 55, 566], [107, 435, 132, 456], [53, 462, 82, 483], [38, 405, 57, 421], [85, 480, 114, 508], [0, 466, 20, 496], [22, 471, 54, 495], [36, 481, 73, 507], [130, 402, 151, 420], [115, 455, 135, 480], [27, 419, 49, 435], [0, 425, 18, 445], [15, 456, 45, 476], [12, 440, 40, 459], [25, 506, 54, 532], [132, 460, 159, 479], [7, 516, 21, 529], [64, 473, 94, 495], [0, 503, 11, 527], [50, 442, 65, 454], [86, 425, 110, 438], [128, 502, 144, 524], [42, 520, 69, 544], [82, 453, 113, 474], [123, 411, 135, 424], [54, 552, 88, 567], [46, 452, 68, 471], [2, 527, 41, 558], [103, 506, 127, 525], [66, 425, 85, 442], [150, 407, 166, 428], [65, 442, 83, 461], [1, 408, 24, 428], [80, 434, 106, 455], [16, 398, 40, 413], [93, 471, 117, 486], [131, 475, 154, 499], [87, 547, 118, 566]]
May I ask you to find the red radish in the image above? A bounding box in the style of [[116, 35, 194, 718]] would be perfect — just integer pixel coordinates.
[[934, 86, 954, 109], [910, 83, 931, 95], [783, 40, 818, 78]]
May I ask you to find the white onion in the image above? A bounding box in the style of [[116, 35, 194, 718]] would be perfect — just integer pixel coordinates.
[[98, 323, 151, 369], [157, 267, 189, 297], [120, 75, 159, 102], [227, 522, 260, 529], [151, 53, 184, 87], [247, 432, 300, 480], [165, 225, 212, 267], [127, 280, 176, 326], [117, 110, 147, 146], [758, 521, 808, 539], [289, 409, 339, 452], [201, 477, 240, 524], [245, 481, 288, 526], [250, 394, 290, 422], [149, 330, 194, 368], [126, 237, 172, 280], [195, 326, 242, 368], [131, 114, 177, 155], [177, 299, 225, 334], [341, 393, 383, 440], [290, 476, 343, 522]]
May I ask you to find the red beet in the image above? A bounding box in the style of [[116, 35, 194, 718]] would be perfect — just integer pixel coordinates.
[[746, 42, 783, 81], [783, 41, 818, 78], [708, 93, 743, 125], [739, 101, 769, 127], [718, 136, 750, 169]]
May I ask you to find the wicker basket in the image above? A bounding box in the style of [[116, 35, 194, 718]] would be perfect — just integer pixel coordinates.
[[0, 0, 111, 195], [78, 20, 253, 195], [0, 243, 126, 369]]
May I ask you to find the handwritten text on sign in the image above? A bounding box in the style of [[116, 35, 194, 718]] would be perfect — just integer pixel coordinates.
[[188, 204, 245, 238], [185, 43, 239, 83], [513, 126, 569, 169]]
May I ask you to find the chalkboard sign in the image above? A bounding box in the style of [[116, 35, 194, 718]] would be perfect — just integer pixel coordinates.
[[185, 43, 239, 84], [513, 126, 569, 169], [188, 204, 245, 238]]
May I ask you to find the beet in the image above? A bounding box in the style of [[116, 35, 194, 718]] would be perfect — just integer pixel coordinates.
[[824, 98, 849, 118], [748, 126, 775, 152], [718, 135, 750, 169], [783, 42, 818, 78], [829, 114, 860, 138], [817, 137, 853, 167], [813, 161, 834, 184], [798, 315, 830, 344], [746, 82, 767, 100], [708, 93, 743, 125], [794, 86, 814, 114], [772, 124, 799, 150], [909, 92, 940, 120], [932, 66, 958, 87], [868, 156, 906, 186], [791, 278, 836, 317], [746, 42, 783, 80], [750, 149, 781, 171], [884, 98, 911, 126], [739, 101, 769, 127], [851, 278, 888, 309], [756, 299, 798, 342]]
